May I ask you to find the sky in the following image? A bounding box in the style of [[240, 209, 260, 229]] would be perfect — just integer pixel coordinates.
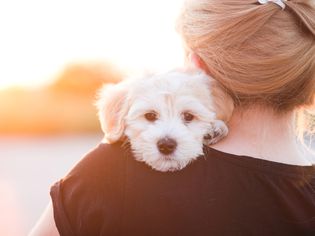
[[0, 0, 185, 89]]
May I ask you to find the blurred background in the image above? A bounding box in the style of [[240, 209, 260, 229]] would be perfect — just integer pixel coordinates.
[[0, 0, 184, 234]]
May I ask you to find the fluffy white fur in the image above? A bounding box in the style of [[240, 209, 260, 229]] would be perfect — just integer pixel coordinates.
[[96, 70, 233, 172]]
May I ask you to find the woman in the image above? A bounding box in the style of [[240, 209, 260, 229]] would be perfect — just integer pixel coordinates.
[[30, 0, 315, 235]]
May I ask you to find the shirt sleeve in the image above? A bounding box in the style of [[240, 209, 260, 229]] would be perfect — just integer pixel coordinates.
[[50, 142, 126, 236]]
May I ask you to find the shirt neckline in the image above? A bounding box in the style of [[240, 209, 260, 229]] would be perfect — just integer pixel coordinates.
[[203, 145, 315, 178]]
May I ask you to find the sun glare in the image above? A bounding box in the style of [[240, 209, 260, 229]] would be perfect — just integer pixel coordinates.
[[0, 0, 185, 89]]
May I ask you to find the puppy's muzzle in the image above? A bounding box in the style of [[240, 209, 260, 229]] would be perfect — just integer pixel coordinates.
[[157, 137, 177, 155]]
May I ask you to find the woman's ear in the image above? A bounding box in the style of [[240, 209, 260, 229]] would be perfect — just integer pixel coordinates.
[[96, 81, 130, 143], [189, 53, 208, 72]]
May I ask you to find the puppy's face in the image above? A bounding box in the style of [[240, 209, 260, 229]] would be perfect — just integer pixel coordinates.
[[97, 71, 233, 172]]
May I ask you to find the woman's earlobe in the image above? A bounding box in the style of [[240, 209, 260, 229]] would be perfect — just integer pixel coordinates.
[[189, 52, 215, 78], [189, 53, 207, 71]]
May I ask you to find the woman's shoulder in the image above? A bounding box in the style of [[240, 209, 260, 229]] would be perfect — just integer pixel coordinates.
[[81, 141, 128, 166], [65, 141, 128, 179], [53, 141, 133, 203], [52, 141, 129, 194], [50, 142, 129, 235]]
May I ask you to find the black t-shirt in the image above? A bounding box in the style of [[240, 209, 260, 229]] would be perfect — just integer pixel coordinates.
[[51, 142, 315, 236]]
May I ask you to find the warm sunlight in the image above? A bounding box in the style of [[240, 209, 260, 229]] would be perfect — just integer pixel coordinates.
[[0, 2, 186, 231], [0, 0, 185, 89]]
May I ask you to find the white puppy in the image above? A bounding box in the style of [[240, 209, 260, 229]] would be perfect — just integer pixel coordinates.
[[96, 70, 233, 172]]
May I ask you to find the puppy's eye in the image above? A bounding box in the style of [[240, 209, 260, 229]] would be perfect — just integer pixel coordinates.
[[144, 112, 158, 122], [182, 112, 195, 123]]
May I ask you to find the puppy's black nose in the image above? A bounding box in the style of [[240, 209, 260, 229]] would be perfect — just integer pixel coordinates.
[[157, 138, 177, 155]]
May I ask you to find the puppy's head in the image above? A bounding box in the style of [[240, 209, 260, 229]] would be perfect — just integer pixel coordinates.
[[97, 70, 233, 171]]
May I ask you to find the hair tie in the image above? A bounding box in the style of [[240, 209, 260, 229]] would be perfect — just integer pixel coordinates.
[[258, 0, 287, 10]]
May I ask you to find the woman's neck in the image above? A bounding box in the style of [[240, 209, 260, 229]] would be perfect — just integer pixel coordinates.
[[211, 106, 314, 166]]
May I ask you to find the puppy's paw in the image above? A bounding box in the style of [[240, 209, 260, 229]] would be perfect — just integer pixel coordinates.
[[203, 120, 228, 146]]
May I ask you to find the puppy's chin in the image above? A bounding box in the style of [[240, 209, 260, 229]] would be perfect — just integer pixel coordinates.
[[145, 156, 193, 172], [132, 150, 199, 172]]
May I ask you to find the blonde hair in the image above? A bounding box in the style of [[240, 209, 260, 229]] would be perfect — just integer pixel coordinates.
[[177, 0, 315, 113]]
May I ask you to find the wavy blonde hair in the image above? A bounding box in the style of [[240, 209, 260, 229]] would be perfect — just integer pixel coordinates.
[[177, 0, 315, 140], [177, 0, 315, 113]]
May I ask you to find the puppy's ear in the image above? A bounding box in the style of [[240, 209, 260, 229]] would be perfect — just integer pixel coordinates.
[[96, 81, 130, 143], [210, 81, 234, 123]]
